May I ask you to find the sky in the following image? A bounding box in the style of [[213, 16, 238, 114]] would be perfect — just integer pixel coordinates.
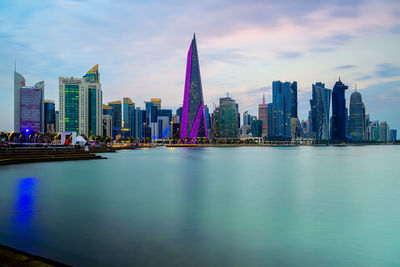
[[1, 0, 400, 132]]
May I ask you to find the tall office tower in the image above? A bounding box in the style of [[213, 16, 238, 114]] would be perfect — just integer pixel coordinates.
[[251, 120, 262, 137], [14, 68, 26, 132], [367, 120, 380, 141], [180, 34, 209, 140], [176, 107, 183, 123], [349, 89, 366, 141], [19, 85, 44, 133], [132, 108, 146, 142], [272, 81, 297, 137], [243, 111, 250, 126], [103, 104, 112, 116], [150, 98, 161, 110], [204, 105, 212, 138], [258, 94, 268, 137], [212, 96, 239, 138], [108, 100, 122, 137], [123, 98, 135, 137], [14, 67, 45, 133], [59, 65, 102, 136], [267, 103, 273, 137], [309, 82, 331, 140], [389, 129, 397, 141], [55, 111, 59, 133], [379, 121, 389, 142], [44, 100, 56, 133], [154, 109, 173, 139], [103, 115, 112, 137], [84, 65, 103, 136], [331, 78, 348, 140]]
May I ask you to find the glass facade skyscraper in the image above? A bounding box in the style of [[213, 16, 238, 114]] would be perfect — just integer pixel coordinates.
[[59, 65, 102, 136], [212, 96, 239, 138], [108, 100, 122, 137], [272, 81, 297, 137], [309, 82, 331, 140], [180, 34, 209, 140], [349, 90, 366, 141], [44, 100, 56, 133], [331, 79, 348, 140]]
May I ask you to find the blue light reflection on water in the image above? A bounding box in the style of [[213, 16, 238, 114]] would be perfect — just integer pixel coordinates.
[[12, 177, 36, 235]]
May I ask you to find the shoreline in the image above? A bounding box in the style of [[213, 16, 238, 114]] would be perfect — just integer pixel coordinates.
[[165, 143, 399, 147], [0, 243, 69, 266]]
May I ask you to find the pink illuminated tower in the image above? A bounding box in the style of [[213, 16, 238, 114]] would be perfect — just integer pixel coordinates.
[[258, 94, 268, 137], [180, 34, 209, 140]]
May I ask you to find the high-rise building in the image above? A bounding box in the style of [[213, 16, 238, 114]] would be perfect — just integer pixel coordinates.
[[14, 68, 25, 132], [20, 85, 44, 133], [379, 121, 389, 142], [272, 81, 297, 137], [180, 34, 208, 140], [14, 68, 45, 133], [349, 89, 366, 141], [108, 100, 122, 137], [103, 104, 112, 116], [103, 115, 112, 137], [258, 94, 268, 137], [251, 120, 262, 137], [44, 100, 56, 133], [331, 78, 348, 140], [367, 120, 380, 141], [389, 129, 397, 141], [267, 103, 273, 137], [212, 96, 239, 138], [59, 65, 103, 136], [84, 65, 103, 137], [309, 82, 331, 140], [243, 111, 251, 126], [55, 111, 59, 133], [123, 98, 135, 137], [150, 98, 161, 110]]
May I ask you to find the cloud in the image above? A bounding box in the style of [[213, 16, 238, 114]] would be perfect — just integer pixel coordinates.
[[335, 65, 356, 70], [390, 25, 400, 34], [375, 63, 400, 78]]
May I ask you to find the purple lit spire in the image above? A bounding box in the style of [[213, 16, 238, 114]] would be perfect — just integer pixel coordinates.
[[180, 34, 209, 140]]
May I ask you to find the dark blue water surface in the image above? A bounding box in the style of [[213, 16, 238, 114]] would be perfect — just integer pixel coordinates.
[[1, 146, 400, 266]]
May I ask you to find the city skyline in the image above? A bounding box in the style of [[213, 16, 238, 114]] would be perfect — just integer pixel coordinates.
[[1, 0, 400, 131]]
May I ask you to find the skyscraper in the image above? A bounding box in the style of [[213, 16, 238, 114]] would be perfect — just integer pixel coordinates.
[[44, 100, 56, 133], [258, 94, 268, 137], [349, 89, 366, 141], [14, 68, 25, 132], [108, 100, 122, 137], [379, 121, 389, 142], [212, 96, 239, 138], [84, 65, 103, 136], [180, 34, 208, 140], [59, 65, 103, 136], [123, 98, 135, 137], [14, 68, 45, 133], [272, 81, 297, 137], [309, 82, 331, 140], [331, 78, 348, 140], [20, 86, 44, 133]]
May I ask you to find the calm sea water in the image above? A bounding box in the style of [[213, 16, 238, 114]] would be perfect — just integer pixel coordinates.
[[0, 146, 400, 266]]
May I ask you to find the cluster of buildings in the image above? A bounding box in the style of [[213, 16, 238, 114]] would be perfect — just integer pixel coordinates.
[[12, 35, 397, 142]]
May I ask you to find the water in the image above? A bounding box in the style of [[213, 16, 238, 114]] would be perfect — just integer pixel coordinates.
[[0, 146, 400, 266]]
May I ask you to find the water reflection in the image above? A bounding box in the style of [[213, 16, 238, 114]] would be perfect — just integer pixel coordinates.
[[13, 177, 36, 232]]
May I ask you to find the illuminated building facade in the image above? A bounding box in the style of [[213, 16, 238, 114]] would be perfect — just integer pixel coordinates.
[[180, 34, 209, 140], [44, 100, 56, 133], [20, 86, 44, 133], [108, 100, 122, 137], [59, 65, 103, 136]]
